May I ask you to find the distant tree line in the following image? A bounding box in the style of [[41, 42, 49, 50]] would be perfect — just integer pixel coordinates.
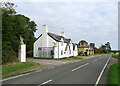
[[2, 2, 37, 63], [94, 42, 111, 54]]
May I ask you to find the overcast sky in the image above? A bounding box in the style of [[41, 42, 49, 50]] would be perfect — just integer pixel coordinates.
[[6, 0, 119, 50]]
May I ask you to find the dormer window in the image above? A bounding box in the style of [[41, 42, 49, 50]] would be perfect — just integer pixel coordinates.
[[81, 42, 84, 46]]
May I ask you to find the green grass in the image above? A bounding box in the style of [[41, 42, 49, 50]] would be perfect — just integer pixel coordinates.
[[27, 56, 82, 60], [107, 54, 120, 85], [2, 61, 40, 79], [112, 54, 120, 59], [107, 62, 120, 84]]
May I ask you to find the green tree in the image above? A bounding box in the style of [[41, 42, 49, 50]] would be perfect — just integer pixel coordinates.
[[99, 44, 108, 54], [2, 2, 37, 63], [94, 47, 99, 54], [105, 42, 111, 51]]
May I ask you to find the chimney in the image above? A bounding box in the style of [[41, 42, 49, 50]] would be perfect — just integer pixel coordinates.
[[61, 32, 65, 37], [42, 24, 48, 34], [42, 24, 48, 47]]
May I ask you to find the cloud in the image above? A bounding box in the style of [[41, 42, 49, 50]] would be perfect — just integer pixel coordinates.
[[7, 0, 120, 3], [8, 1, 118, 50]]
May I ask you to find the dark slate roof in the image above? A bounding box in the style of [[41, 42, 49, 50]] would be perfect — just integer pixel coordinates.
[[35, 32, 71, 43], [34, 34, 42, 43], [47, 32, 71, 43]]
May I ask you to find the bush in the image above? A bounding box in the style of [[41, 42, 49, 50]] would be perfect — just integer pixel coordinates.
[[27, 51, 33, 57], [78, 51, 83, 56], [2, 49, 17, 64]]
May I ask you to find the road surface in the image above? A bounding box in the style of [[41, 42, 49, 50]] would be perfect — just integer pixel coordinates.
[[2, 54, 111, 85]]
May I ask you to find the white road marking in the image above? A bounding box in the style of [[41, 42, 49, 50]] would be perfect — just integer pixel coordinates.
[[48, 67, 54, 69], [41, 79, 52, 85], [2, 73, 30, 81], [72, 63, 89, 71], [94, 55, 111, 86], [93, 59, 98, 62], [59, 65, 62, 66], [36, 70, 42, 72]]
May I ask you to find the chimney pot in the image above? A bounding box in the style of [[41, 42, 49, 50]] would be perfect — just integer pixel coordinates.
[[61, 32, 65, 37]]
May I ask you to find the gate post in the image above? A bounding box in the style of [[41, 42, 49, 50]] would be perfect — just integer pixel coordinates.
[[18, 44, 26, 62], [18, 36, 26, 62]]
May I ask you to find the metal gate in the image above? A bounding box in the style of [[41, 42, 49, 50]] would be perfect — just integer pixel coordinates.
[[38, 47, 54, 58]]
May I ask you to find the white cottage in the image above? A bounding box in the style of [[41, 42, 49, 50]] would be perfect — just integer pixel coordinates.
[[34, 24, 78, 58]]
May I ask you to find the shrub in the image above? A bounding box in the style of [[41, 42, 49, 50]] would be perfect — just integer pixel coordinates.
[[78, 51, 83, 56]]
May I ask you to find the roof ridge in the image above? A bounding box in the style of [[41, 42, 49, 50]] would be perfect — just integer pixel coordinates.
[[48, 32, 71, 43]]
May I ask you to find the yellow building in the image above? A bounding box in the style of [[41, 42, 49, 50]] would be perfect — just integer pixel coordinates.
[[78, 40, 94, 56]]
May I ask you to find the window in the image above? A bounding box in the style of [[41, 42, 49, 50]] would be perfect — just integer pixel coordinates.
[[51, 50, 54, 55], [81, 42, 83, 46], [38, 47, 41, 50]]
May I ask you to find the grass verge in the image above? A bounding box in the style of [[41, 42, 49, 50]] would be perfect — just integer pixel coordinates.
[[112, 54, 120, 59], [27, 56, 83, 60], [107, 62, 120, 84], [2, 61, 40, 79], [107, 54, 120, 85]]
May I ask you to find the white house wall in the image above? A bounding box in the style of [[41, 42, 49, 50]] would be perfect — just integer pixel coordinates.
[[57, 41, 74, 58], [34, 36, 42, 57], [47, 34, 56, 47], [34, 33, 57, 57], [73, 45, 78, 56]]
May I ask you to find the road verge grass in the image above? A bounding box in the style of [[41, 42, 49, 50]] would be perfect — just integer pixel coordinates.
[[2, 61, 40, 79], [107, 62, 120, 84], [107, 54, 120, 85], [112, 54, 120, 59]]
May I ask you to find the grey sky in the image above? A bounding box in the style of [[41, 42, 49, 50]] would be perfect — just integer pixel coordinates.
[[6, 0, 119, 50]]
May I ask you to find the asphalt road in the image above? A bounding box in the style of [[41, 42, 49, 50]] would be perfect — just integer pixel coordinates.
[[2, 54, 111, 85]]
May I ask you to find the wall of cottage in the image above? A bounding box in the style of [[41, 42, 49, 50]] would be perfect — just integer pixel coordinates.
[[34, 36, 42, 57], [73, 45, 78, 56]]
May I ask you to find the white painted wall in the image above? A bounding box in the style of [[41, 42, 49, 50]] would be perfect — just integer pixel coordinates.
[[73, 45, 78, 56], [47, 34, 56, 47], [34, 36, 42, 57]]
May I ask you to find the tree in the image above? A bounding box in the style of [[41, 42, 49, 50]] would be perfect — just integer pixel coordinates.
[[2, 2, 37, 63], [99, 44, 108, 54], [105, 42, 111, 51], [94, 47, 99, 54], [78, 51, 83, 56]]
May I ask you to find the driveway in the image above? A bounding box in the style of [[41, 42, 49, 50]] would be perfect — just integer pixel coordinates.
[[27, 58, 81, 70]]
